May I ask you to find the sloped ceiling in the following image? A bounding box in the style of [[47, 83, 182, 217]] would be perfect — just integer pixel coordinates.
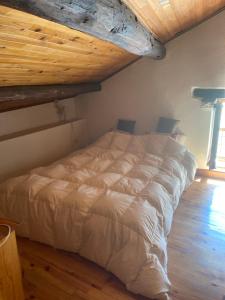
[[0, 1, 225, 88], [122, 0, 225, 42], [0, 5, 137, 87]]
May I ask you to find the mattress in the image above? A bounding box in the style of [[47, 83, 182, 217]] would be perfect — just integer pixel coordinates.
[[0, 131, 196, 300]]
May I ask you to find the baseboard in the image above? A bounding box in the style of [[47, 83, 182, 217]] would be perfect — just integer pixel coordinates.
[[196, 168, 225, 180]]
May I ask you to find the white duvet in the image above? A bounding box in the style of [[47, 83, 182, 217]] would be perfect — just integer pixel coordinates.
[[0, 131, 196, 300]]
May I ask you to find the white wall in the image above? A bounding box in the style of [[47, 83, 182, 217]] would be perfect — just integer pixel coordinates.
[[0, 96, 90, 181], [81, 11, 225, 168], [0, 97, 88, 137], [0, 119, 88, 181]]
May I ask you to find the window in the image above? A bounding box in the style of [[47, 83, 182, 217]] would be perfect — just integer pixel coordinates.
[[216, 101, 225, 170]]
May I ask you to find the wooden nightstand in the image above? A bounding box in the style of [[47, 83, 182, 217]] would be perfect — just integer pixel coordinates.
[[0, 220, 24, 300]]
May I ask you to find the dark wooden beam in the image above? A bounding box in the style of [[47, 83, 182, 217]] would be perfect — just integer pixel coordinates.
[[193, 88, 225, 104], [0, 1, 166, 59], [0, 83, 101, 112]]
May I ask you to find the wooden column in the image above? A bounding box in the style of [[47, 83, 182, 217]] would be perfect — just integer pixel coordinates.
[[0, 224, 24, 300]]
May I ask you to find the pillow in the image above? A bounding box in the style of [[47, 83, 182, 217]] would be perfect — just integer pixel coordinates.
[[117, 119, 136, 134], [156, 117, 179, 134]]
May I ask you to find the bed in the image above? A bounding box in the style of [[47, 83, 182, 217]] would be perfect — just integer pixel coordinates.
[[0, 131, 196, 300]]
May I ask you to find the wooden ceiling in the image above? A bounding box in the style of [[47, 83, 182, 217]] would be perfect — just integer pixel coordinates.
[[0, 5, 136, 87], [0, 1, 224, 88], [122, 0, 225, 42]]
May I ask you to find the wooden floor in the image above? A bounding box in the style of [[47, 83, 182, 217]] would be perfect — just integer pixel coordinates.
[[17, 177, 225, 300]]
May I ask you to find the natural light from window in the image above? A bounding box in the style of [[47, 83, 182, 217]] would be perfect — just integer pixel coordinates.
[[216, 102, 225, 169], [208, 179, 225, 235]]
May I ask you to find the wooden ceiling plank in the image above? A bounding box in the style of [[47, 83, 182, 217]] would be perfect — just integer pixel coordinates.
[[0, 19, 135, 62], [0, 34, 127, 60], [0, 13, 101, 47], [0, 16, 118, 47], [0, 61, 128, 77], [0, 40, 134, 65], [0, 2, 165, 58], [122, 0, 225, 42], [192, 0, 205, 23], [0, 23, 127, 58], [0, 14, 98, 44], [0, 5, 137, 87], [0, 63, 120, 75], [0, 63, 107, 72], [0, 51, 132, 72], [0, 59, 132, 79], [0, 57, 117, 70], [0, 69, 104, 77], [171, 0, 199, 32], [161, 1, 183, 36], [123, 0, 173, 41], [0, 46, 120, 65]]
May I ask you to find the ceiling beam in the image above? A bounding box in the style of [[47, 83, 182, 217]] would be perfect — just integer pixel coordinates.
[[0, 83, 101, 112], [0, 0, 166, 59], [193, 88, 225, 104]]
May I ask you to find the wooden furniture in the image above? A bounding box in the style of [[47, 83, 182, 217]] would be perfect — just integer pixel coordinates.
[[0, 222, 24, 300]]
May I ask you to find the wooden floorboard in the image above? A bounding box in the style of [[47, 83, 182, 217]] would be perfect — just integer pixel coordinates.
[[17, 177, 225, 300]]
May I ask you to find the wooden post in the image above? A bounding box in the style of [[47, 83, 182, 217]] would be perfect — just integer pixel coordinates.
[[0, 224, 24, 300]]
